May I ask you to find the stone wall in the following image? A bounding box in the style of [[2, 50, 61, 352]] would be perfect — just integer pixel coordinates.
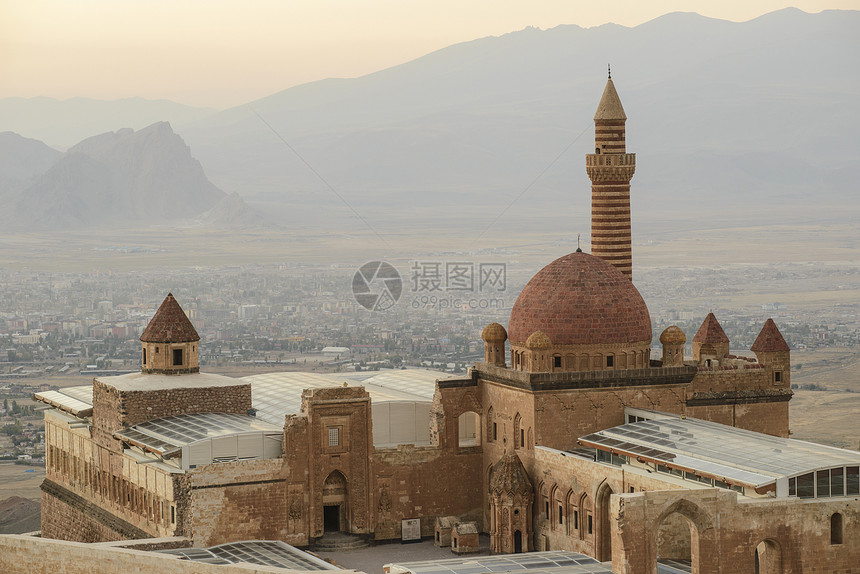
[[92, 379, 252, 439], [189, 458, 288, 546], [0, 534, 298, 574], [611, 489, 860, 574], [40, 480, 142, 542], [372, 445, 483, 540], [530, 446, 688, 561], [687, 368, 791, 437], [43, 409, 177, 541], [531, 384, 687, 452]]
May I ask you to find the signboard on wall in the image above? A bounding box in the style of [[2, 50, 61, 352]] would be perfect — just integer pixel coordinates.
[[401, 518, 421, 543]]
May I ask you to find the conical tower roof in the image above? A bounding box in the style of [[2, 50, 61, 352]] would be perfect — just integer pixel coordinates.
[[140, 293, 200, 343], [693, 312, 729, 344], [751, 318, 790, 352], [594, 77, 627, 121], [489, 451, 534, 496]]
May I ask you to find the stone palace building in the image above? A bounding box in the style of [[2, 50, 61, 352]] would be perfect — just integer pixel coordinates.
[[31, 77, 859, 574]]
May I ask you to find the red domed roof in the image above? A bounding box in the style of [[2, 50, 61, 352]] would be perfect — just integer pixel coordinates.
[[508, 251, 652, 346]]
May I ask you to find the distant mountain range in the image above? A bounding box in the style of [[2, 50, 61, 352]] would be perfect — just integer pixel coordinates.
[[1, 8, 858, 236], [0, 124, 266, 231], [0, 97, 215, 150]]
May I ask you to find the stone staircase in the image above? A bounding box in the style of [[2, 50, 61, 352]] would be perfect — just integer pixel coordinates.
[[311, 531, 370, 552]]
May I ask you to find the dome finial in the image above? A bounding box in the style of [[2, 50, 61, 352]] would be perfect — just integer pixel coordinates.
[[608, 63, 611, 79], [576, 233, 582, 253]]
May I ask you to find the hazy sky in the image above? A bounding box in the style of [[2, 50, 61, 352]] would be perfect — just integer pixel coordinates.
[[2, 0, 857, 109]]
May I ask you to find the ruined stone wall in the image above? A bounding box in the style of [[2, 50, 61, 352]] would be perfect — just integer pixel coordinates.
[[188, 459, 288, 546], [611, 489, 860, 574]]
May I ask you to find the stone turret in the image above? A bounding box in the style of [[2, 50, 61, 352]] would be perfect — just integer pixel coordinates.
[[692, 312, 730, 364], [660, 325, 687, 366], [482, 322, 507, 367], [140, 293, 200, 374], [489, 451, 534, 553], [586, 74, 636, 279], [751, 318, 791, 388]]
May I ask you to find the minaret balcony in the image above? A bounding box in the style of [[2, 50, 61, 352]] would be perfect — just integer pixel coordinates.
[[586, 153, 636, 167]]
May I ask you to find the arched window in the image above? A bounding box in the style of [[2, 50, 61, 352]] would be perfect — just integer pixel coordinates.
[[539, 483, 549, 521], [579, 494, 593, 539], [553, 486, 564, 528], [566, 490, 577, 535], [831, 513, 843, 544], [458, 411, 481, 447], [514, 413, 522, 449]]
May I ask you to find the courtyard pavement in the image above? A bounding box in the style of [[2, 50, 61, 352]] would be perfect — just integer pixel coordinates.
[[314, 535, 492, 574]]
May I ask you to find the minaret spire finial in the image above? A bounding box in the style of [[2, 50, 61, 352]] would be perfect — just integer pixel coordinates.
[[608, 63, 611, 79]]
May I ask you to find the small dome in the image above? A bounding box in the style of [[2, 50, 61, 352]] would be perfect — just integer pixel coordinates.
[[508, 251, 651, 346], [660, 325, 687, 345], [482, 322, 508, 342], [525, 331, 552, 349], [489, 452, 533, 496]]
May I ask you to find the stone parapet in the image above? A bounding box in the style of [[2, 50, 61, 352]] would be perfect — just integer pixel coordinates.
[[473, 363, 697, 391]]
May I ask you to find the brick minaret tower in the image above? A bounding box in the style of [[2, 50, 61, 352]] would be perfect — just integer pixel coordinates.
[[586, 72, 636, 279]]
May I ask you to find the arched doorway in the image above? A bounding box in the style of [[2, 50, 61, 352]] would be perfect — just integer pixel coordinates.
[[596, 483, 614, 562], [754, 539, 782, 574], [322, 470, 348, 532], [514, 530, 523, 553], [656, 512, 694, 572]]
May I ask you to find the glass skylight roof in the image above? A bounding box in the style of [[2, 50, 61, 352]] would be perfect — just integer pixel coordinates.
[[385, 551, 612, 574], [579, 415, 860, 487], [114, 412, 281, 455], [244, 369, 447, 425], [160, 540, 338, 570]]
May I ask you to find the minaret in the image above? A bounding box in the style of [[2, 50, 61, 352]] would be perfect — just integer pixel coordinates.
[[586, 70, 636, 279]]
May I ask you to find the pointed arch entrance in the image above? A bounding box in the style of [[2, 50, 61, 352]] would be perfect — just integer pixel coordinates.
[[322, 470, 348, 532], [595, 483, 614, 562], [653, 499, 712, 574], [754, 539, 782, 574]]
